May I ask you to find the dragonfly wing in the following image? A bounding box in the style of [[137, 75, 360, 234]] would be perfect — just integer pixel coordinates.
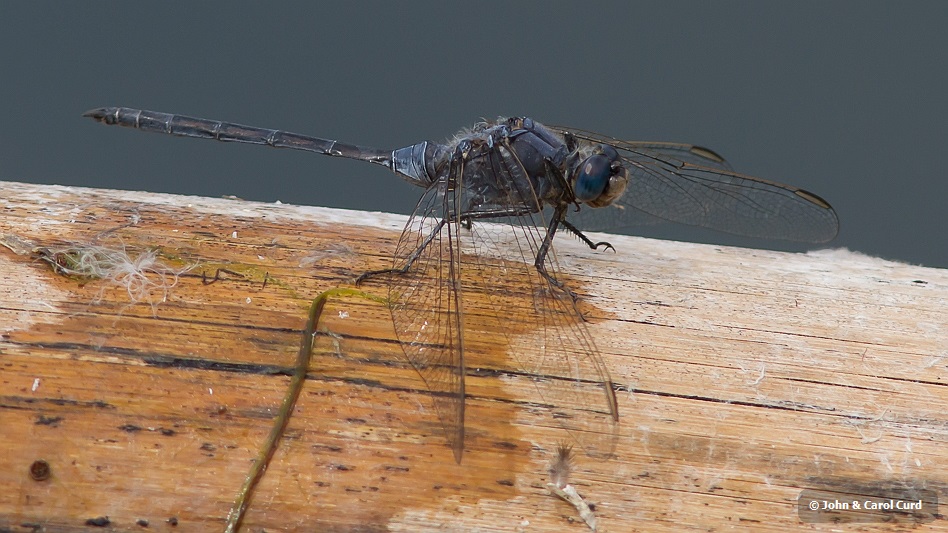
[[617, 160, 839, 242], [552, 126, 838, 242], [551, 125, 735, 171], [388, 135, 621, 461], [459, 141, 620, 458], [389, 181, 466, 462]]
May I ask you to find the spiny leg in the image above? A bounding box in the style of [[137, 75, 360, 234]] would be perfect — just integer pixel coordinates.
[[538, 156, 614, 252], [533, 205, 582, 303], [560, 219, 614, 252], [354, 218, 447, 285], [355, 142, 469, 287]]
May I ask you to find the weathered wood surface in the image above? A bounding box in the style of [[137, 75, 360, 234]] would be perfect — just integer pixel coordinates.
[[0, 180, 945, 532]]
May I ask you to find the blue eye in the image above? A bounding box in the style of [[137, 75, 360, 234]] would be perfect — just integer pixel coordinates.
[[573, 154, 611, 202]]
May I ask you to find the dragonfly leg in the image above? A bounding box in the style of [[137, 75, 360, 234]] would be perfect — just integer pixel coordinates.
[[538, 156, 615, 253], [534, 205, 581, 303], [355, 142, 469, 286], [560, 220, 615, 252], [354, 218, 448, 285]]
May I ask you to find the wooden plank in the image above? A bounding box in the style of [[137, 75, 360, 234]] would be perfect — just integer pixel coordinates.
[[0, 180, 945, 532]]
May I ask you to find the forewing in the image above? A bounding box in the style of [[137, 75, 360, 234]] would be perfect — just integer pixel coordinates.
[[553, 126, 839, 242], [469, 223, 620, 458], [461, 142, 620, 458], [617, 160, 839, 242], [389, 181, 466, 462], [551, 125, 735, 171]]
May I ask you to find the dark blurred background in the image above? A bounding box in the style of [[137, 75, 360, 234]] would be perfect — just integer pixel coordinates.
[[1, 1, 945, 267]]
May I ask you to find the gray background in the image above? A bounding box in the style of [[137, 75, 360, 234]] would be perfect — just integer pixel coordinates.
[[2, 1, 945, 267]]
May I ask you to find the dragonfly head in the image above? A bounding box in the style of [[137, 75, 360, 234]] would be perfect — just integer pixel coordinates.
[[571, 144, 628, 208]]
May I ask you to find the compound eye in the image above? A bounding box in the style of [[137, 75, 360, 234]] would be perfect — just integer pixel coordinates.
[[573, 154, 611, 202]]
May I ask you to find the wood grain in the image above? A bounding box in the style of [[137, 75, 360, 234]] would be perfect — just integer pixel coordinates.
[[0, 180, 945, 532]]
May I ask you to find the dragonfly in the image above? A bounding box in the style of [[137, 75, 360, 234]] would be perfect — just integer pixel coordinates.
[[84, 107, 839, 462]]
